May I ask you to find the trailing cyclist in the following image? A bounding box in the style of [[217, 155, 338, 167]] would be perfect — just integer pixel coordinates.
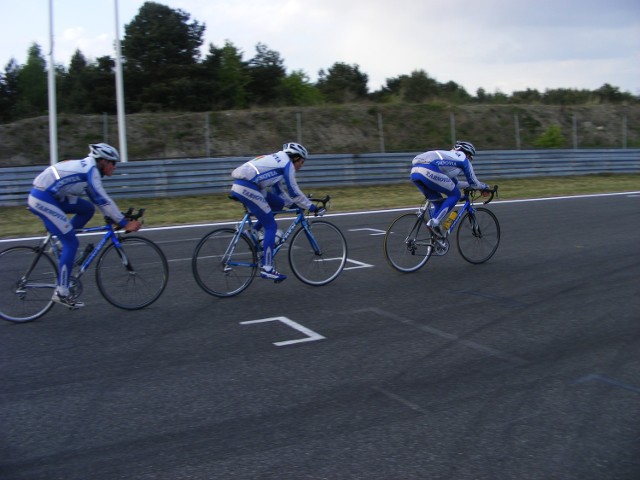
[[230, 142, 319, 282], [27, 143, 142, 309], [410, 140, 489, 237]]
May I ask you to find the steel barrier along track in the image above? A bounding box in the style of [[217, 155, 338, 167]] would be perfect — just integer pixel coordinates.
[[1, 149, 639, 206]]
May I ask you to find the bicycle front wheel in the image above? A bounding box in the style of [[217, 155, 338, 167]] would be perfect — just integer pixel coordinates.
[[192, 228, 258, 297], [456, 207, 501, 264], [288, 220, 347, 286], [383, 213, 433, 272], [96, 236, 169, 310], [0, 246, 57, 322]]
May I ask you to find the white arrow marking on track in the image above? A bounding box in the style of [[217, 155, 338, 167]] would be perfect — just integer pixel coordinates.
[[349, 228, 387, 236], [240, 316, 326, 346], [344, 258, 374, 270]]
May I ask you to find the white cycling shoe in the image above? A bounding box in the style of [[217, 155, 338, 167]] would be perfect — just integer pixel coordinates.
[[52, 291, 85, 310], [260, 266, 287, 282]]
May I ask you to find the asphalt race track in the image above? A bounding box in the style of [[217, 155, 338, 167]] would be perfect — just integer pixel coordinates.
[[2, 193, 639, 480]]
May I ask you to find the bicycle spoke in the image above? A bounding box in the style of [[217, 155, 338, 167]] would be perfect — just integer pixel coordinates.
[[456, 208, 501, 264], [383, 213, 433, 272], [288, 221, 347, 286], [96, 236, 169, 309], [192, 228, 257, 297], [0, 247, 57, 322]]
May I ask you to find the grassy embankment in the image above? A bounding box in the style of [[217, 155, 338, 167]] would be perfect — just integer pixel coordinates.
[[1, 173, 639, 239]]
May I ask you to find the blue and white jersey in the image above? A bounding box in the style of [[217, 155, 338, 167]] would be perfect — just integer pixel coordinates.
[[231, 151, 312, 209], [32, 157, 126, 225], [411, 149, 487, 190]]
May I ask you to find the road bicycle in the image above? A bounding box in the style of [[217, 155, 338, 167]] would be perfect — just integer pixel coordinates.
[[192, 195, 348, 297], [0, 209, 169, 323], [383, 186, 500, 272]]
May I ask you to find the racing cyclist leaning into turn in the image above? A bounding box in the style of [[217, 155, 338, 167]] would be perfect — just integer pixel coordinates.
[[230, 142, 319, 282], [410, 140, 489, 237], [27, 143, 142, 309]]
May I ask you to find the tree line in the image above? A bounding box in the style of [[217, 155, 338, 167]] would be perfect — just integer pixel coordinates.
[[1, 1, 637, 124]]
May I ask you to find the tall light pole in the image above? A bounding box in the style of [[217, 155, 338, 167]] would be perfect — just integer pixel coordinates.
[[114, 0, 128, 161], [48, 0, 58, 165]]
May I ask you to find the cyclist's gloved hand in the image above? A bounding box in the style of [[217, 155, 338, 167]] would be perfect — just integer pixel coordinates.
[[308, 204, 326, 216], [480, 184, 492, 196], [124, 220, 142, 232]]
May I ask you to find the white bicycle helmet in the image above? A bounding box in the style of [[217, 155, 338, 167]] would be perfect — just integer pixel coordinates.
[[454, 140, 476, 158], [89, 143, 120, 162], [282, 142, 308, 160]]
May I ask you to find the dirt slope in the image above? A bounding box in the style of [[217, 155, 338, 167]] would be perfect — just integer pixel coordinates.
[[1, 103, 638, 166]]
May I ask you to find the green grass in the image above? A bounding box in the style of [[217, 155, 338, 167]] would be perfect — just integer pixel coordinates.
[[2, 173, 639, 239]]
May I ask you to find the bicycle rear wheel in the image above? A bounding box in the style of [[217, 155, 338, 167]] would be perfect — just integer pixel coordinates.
[[96, 236, 169, 309], [383, 213, 433, 272], [192, 228, 258, 297], [456, 207, 501, 264], [288, 220, 347, 286], [0, 246, 57, 322]]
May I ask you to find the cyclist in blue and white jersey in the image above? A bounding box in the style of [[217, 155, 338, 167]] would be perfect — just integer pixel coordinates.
[[27, 143, 142, 309], [410, 140, 489, 237], [230, 142, 318, 282]]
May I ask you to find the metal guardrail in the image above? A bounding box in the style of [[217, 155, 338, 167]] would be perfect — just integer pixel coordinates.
[[1, 149, 639, 206]]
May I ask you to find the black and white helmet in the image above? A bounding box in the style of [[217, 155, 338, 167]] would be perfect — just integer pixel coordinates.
[[89, 143, 120, 162], [282, 142, 308, 160], [454, 140, 476, 158]]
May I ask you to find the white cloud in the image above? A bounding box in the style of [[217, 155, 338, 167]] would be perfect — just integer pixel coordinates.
[[0, 0, 638, 95]]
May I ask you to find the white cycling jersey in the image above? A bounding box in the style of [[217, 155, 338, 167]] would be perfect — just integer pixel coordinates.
[[412, 149, 487, 190], [231, 151, 312, 210], [32, 157, 126, 225]]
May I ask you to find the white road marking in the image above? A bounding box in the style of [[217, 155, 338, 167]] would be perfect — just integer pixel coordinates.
[[240, 316, 326, 346], [349, 228, 387, 236], [344, 258, 373, 270], [359, 307, 530, 366], [573, 374, 640, 394]]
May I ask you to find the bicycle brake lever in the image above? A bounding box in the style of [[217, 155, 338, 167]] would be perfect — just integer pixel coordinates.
[[482, 187, 498, 204]]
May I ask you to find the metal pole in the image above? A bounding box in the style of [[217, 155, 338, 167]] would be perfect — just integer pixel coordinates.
[[47, 0, 58, 165], [622, 115, 627, 149], [204, 112, 211, 156], [377, 112, 385, 152], [450, 112, 456, 145], [114, 0, 128, 161], [514, 114, 521, 149], [103, 112, 109, 143], [296, 112, 302, 144], [572, 113, 578, 149]]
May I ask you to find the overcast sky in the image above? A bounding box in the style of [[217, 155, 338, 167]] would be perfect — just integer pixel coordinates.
[[1, 0, 639, 96]]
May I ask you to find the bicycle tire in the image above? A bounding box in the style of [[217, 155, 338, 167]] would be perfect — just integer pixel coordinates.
[[192, 228, 258, 297], [0, 246, 57, 322], [288, 220, 347, 286], [456, 207, 501, 264], [383, 213, 433, 272], [96, 236, 169, 309]]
